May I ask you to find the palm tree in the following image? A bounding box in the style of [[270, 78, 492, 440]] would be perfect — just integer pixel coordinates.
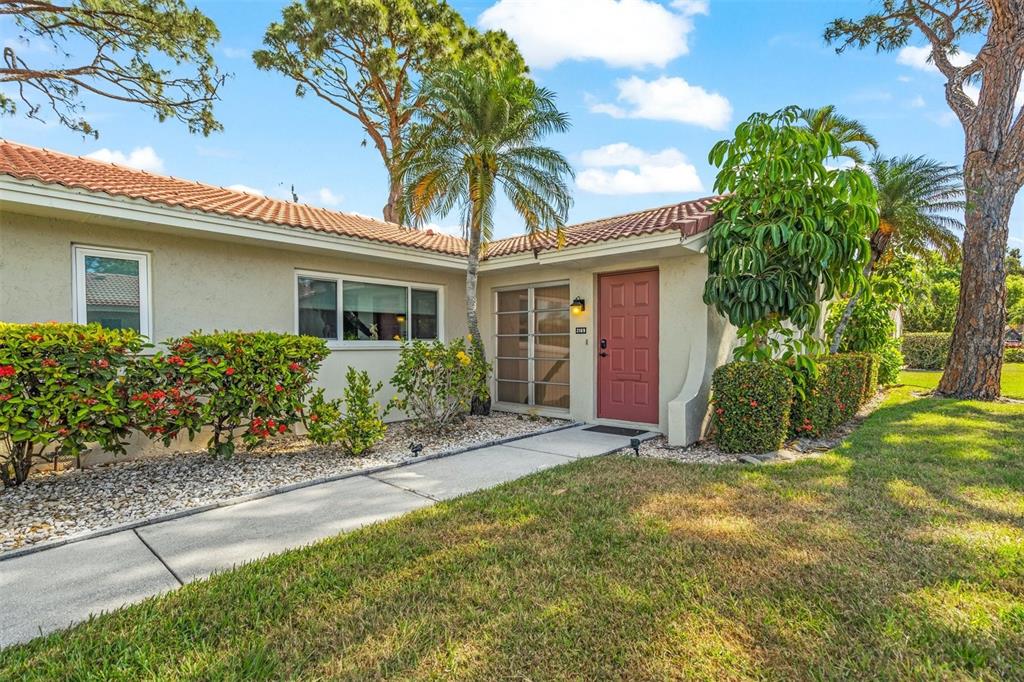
[[800, 105, 879, 164], [401, 64, 574, 413], [830, 155, 965, 351]]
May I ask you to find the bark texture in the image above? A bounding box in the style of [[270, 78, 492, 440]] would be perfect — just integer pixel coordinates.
[[465, 224, 491, 416]]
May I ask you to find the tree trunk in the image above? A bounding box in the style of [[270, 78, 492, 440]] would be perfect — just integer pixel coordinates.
[[466, 224, 491, 416], [829, 288, 863, 353], [829, 245, 882, 353], [382, 173, 402, 225], [936, 167, 1015, 399]]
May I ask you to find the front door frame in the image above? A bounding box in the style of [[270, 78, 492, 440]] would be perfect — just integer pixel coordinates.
[[595, 267, 660, 425]]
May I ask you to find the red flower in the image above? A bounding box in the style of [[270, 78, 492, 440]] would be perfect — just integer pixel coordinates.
[[151, 389, 166, 400], [750, 400, 758, 407], [309, 414, 319, 422], [289, 362, 302, 372], [225, 367, 235, 376], [715, 408, 724, 415], [0, 365, 15, 377], [274, 384, 284, 392], [96, 358, 110, 369], [0, 393, 11, 401], [26, 333, 43, 342], [278, 424, 287, 434], [41, 358, 59, 368], [167, 355, 185, 366]]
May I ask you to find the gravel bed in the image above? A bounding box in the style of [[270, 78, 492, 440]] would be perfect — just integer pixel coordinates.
[[637, 389, 889, 466], [0, 412, 566, 554]]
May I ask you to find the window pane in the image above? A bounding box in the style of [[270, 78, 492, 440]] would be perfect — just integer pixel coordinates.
[[497, 335, 529, 358], [535, 284, 569, 310], [343, 281, 407, 341], [497, 312, 528, 335], [497, 381, 529, 404], [534, 359, 569, 384], [497, 359, 529, 382], [497, 289, 528, 312], [84, 255, 141, 332], [535, 310, 569, 334], [297, 277, 338, 340], [411, 289, 438, 340], [536, 383, 569, 409], [534, 335, 569, 359]]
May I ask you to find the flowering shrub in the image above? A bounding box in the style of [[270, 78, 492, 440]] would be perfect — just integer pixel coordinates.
[[389, 336, 489, 430], [305, 367, 386, 455], [0, 322, 146, 487], [790, 354, 869, 438], [901, 332, 950, 370], [132, 331, 329, 457], [710, 361, 795, 454]]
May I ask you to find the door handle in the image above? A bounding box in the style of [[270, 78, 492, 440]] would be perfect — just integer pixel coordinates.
[[599, 351, 608, 357]]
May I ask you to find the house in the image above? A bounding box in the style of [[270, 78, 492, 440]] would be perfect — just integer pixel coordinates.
[[0, 140, 734, 448]]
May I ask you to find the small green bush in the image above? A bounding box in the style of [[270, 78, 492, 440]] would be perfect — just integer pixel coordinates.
[[0, 322, 146, 486], [710, 362, 795, 454], [1005, 346, 1023, 363], [902, 332, 951, 370], [877, 339, 905, 384], [133, 331, 329, 456], [791, 354, 869, 438], [390, 337, 489, 430], [855, 352, 879, 403], [305, 367, 387, 456]]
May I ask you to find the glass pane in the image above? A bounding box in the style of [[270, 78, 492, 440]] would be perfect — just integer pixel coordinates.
[[297, 277, 338, 340], [411, 289, 438, 340], [497, 312, 528, 335], [534, 335, 569, 359], [497, 381, 529, 405], [84, 255, 141, 333], [343, 281, 407, 341], [535, 284, 569, 310], [497, 359, 529, 382], [536, 383, 569, 409], [497, 289, 528, 312], [534, 359, 569, 384], [535, 310, 569, 334], [497, 335, 529, 358]]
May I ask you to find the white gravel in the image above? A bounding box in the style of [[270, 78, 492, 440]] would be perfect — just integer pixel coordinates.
[[0, 412, 567, 554]]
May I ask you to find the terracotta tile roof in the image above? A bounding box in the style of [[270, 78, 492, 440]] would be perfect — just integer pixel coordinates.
[[485, 196, 721, 258], [0, 140, 467, 257], [0, 140, 720, 261]]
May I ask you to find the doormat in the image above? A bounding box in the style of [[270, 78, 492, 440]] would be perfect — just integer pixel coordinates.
[[583, 425, 648, 437]]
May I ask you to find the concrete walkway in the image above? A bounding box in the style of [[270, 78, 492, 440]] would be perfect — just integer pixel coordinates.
[[0, 424, 649, 648]]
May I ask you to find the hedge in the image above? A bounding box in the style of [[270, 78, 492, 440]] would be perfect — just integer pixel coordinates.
[[902, 332, 950, 370], [710, 362, 795, 454], [1006, 347, 1023, 363], [857, 352, 880, 403], [790, 354, 870, 438]]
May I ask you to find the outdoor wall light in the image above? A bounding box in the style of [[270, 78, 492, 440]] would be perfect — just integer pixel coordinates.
[[570, 296, 586, 315]]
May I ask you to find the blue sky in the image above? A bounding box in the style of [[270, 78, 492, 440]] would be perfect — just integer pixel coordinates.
[[3, 0, 1022, 246]]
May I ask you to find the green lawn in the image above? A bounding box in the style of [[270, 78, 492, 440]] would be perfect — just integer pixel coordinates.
[[900, 363, 1024, 400], [2, 379, 1022, 679]]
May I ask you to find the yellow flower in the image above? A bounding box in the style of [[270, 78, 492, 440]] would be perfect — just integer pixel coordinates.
[[466, 334, 473, 342], [427, 360, 435, 369], [456, 351, 471, 366]]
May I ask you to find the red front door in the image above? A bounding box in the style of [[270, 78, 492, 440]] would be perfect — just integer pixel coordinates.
[[597, 269, 659, 424]]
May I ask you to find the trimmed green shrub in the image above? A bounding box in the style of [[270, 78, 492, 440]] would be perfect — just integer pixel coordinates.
[[856, 352, 879, 403], [305, 367, 387, 455], [902, 332, 951, 370], [0, 322, 146, 487], [710, 362, 795, 454], [1006, 347, 1023, 363], [791, 354, 869, 438], [877, 339, 905, 384], [390, 337, 489, 430], [132, 331, 329, 456]]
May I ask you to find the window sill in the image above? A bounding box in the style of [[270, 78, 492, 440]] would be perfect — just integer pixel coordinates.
[[323, 339, 442, 351]]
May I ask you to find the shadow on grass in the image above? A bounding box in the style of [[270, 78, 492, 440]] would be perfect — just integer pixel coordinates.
[[1, 389, 1022, 679]]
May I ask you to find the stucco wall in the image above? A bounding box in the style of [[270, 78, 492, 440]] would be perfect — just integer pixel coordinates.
[[0, 210, 468, 413], [477, 250, 720, 439]]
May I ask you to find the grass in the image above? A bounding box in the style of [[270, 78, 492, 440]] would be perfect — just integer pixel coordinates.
[[1, 374, 1022, 679], [900, 363, 1024, 400]]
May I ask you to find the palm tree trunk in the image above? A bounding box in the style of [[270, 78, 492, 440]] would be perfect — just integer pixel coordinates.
[[382, 172, 402, 225], [466, 218, 491, 416], [829, 258, 876, 353]]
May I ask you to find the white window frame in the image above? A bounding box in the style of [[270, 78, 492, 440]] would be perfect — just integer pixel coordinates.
[[294, 269, 444, 350], [492, 280, 571, 412], [73, 245, 153, 340]]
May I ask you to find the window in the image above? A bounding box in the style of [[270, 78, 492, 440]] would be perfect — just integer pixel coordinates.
[[494, 283, 570, 410], [73, 246, 152, 338], [295, 271, 441, 346]]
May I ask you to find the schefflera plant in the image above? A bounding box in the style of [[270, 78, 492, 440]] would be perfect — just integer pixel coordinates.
[[0, 322, 146, 487], [132, 331, 329, 457]]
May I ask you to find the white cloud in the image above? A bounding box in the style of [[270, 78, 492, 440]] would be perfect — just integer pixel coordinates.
[[576, 142, 703, 195], [589, 75, 732, 130], [908, 95, 926, 108], [226, 183, 266, 196], [314, 187, 343, 207], [478, 0, 706, 69], [960, 83, 1023, 109], [424, 222, 464, 236], [897, 45, 974, 73], [897, 75, 913, 83], [85, 146, 164, 173], [222, 46, 247, 59]]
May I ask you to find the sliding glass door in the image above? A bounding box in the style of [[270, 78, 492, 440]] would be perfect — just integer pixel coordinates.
[[494, 283, 570, 410]]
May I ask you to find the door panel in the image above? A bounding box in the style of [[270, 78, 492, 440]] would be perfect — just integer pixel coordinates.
[[597, 270, 659, 424]]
